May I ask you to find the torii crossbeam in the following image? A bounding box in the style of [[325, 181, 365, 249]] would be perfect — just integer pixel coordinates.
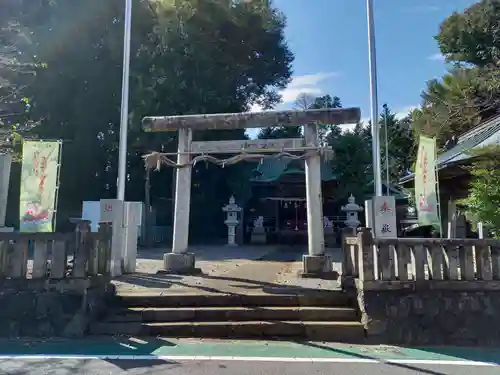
[[142, 107, 361, 276]]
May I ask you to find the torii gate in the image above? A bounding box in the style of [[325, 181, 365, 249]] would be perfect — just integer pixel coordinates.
[[142, 107, 360, 276]]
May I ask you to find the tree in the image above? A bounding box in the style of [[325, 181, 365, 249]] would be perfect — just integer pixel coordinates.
[[460, 145, 500, 238], [11, 0, 293, 236], [327, 124, 372, 201], [294, 93, 315, 110], [411, 66, 500, 146], [414, 1, 500, 146], [379, 105, 416, 182], [0, 0, 44, 154], [436, 0, 500, 67]]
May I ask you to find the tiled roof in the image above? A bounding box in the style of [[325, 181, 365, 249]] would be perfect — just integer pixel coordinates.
[[436, 114, 500, 168], [250, 158, 337, 182]]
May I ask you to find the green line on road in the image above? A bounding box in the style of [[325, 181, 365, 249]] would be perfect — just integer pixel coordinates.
[[0, 338, 498, 364]]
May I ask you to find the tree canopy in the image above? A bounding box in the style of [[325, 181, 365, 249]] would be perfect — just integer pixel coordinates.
[[3, 0, 500, 237], [412, 0, 500, 147], [1, 0, 294, 234]]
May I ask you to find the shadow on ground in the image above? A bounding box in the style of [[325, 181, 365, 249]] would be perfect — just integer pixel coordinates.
[[114, 271, 340, 295], [296, 341, 500, 374]]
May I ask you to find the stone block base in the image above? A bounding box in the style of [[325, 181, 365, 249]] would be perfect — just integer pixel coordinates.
[[301, 254, 334, 278], [250, 231, 267, 245], [324, 233, 337, 248], [354, 280, 500, 346], [162, 252, 201, 275]]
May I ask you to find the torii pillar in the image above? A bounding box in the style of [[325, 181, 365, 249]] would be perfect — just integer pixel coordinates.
[[142, 107, 361, 276]]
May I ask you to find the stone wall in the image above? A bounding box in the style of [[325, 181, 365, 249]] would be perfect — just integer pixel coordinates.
[[356, 280, 500, 346], [0, 277, 114, 338]]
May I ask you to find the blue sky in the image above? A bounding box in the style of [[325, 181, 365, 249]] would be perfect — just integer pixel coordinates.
[[248, 0, 477, 137]]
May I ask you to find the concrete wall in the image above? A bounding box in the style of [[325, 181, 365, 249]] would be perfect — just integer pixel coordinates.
[[0, 277, 114, 338], [355, 280, 500, 346]]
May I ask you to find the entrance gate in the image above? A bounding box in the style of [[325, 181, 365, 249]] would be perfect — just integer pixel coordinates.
[[142, 108, 360, 276]]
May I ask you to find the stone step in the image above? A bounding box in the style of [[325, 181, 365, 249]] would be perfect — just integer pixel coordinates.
[[113, 292, 351, 308], [104, 306, 358, 323], [90, 321, 365, 342]]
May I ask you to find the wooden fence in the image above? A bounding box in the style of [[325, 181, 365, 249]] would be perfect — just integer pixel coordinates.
[[342, 228, 500, 282], [0, 221, 112, 280]]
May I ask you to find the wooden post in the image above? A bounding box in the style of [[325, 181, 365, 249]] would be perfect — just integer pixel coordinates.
[[87, 233, 99, 276], [50, 239, 68, 279], [357, 228, 375, 281], [459, 244, 475, 280], [396, 243, 409, 281], [10, 240, 28, 278], [72, 220, 91, 277], [427, 244, 444, 280], [378, 242, 395, 280], [98, 222, 112, 275], [32, 240, 49, 278], [443, 243, 460, 280], [341, 227, 357, 277], [412, 244, 426, 280]]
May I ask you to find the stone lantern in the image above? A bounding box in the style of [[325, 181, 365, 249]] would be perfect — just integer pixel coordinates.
[[222, 195, 242, 246], [341, 194, 364, 231]]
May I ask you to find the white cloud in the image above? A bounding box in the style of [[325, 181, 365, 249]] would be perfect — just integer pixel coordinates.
[[281, 87, 323, 104], [428, 53, 446, 61], [395, 105, 418, 120], [248, 103, 264, 113], [245, 72, 338, 138], [280, 72, 338, 104], [247, 71, 338, 113]]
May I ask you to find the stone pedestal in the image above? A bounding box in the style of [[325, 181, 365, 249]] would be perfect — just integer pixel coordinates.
[[323, 216, 336, 247], [301, 254, 333, 277], [251, 229, 267, 244], [250, 216, 267, 244], [163, 252, 200, 275]]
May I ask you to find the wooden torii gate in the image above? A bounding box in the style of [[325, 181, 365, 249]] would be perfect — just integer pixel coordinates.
[[142, 107, 360, 275]]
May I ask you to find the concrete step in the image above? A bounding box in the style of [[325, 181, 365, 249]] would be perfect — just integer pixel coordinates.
[[113, 292, 351, 308], [104, 306, 358, 323], [90, 321, 365, 342]]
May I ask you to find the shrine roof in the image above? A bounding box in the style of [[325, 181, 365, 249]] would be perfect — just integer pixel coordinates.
[[250, 158, 337, 183]]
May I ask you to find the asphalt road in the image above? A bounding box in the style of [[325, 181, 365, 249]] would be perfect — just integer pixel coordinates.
[[1, 359, 499, 375]]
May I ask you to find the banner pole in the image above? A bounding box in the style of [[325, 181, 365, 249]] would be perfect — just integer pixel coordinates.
[[433, 138, 443, 238], [51, 140, 63, 232]]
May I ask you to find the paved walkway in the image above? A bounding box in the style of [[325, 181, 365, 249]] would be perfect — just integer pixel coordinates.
[[113, 246, 343, 295], [0, 337, 500, 366]]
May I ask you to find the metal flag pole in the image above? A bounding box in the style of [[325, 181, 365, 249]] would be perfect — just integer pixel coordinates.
[[433, 137, 444, 238], [366, 0, 383, 196], [52, 140, 63, 232], [383, 104, 390, 195], [117, 0, 133, 201]]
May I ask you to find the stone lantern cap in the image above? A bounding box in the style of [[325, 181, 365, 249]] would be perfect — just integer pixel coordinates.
[[222, 195, 242, 212], [341, 194, 364, 212]]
